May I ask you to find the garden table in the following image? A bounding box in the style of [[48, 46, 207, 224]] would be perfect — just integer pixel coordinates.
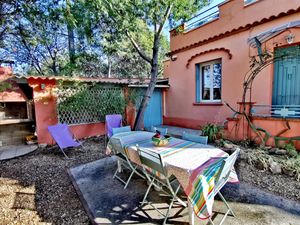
[[106, 131, 238, 221]]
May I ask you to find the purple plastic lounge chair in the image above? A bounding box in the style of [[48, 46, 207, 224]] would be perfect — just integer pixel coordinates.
[[105, 114, 122, 139], [48, 123, 84, 158]]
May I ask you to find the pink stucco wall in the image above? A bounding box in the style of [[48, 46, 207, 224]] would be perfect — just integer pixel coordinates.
[[226, 108, 300, 149], [170, 0, 300, 52], [0, 67, 28, 102], [165, 0, 300, 132]]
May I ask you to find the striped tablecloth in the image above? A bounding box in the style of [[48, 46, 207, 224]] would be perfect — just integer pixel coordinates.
[[106, 131, 238, 220]]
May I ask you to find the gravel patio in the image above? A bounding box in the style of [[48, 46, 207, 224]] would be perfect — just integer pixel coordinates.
[[0, 136, 299, 225]]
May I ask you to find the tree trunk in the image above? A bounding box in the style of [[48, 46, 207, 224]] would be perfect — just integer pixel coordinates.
[[133, 35, 160, 130], [67, 24, 76, 64], [52, 53, 58, 75], [107, 57, 112, 78]]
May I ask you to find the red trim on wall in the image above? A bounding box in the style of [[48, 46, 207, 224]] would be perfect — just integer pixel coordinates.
[[186, 48, 232, 68]]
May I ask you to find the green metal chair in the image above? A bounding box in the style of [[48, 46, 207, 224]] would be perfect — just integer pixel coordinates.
[[112, 127, 145, 189], [182, 131, 208, 145], [208, 148, 240, 225], [137, 145, 187, 225]]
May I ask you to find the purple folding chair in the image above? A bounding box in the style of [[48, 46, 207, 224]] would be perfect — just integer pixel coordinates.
[[105, 114, 122, 139], [48, 123, 84, 159], [105, 114, 122, 147]]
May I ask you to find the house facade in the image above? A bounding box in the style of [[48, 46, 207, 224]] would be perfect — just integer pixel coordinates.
[[164, 0, 300, 147]]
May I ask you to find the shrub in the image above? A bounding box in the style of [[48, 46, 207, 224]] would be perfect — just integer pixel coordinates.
[[202, 123, 222, 143], [284, 143, 298, 158], [282, 156, 300, 181]]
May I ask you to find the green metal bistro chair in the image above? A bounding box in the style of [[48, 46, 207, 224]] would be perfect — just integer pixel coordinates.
[[112, 126, 145, 189], [208, 148, 240, 225], [182, 131, 208, 145], [137, 145, 187, 225]]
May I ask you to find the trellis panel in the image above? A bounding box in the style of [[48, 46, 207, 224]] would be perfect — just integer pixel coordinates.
[[57, 84, 125, 125]]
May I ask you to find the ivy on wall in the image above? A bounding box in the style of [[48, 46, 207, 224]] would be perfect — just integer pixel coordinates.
[[0, 82, 12, 92], [57, 82, 126, 125], [126, 88, 146, 110]]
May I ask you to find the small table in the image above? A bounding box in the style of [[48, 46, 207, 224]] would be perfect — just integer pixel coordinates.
[[107, 131, 238, 222]]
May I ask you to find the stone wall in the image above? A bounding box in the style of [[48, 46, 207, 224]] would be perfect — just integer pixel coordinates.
[[0, 122, 34, 146]]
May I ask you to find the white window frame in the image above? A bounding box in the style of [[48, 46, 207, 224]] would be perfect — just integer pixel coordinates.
[[244, 0, 259, 6], [199, 59, 222, 103]]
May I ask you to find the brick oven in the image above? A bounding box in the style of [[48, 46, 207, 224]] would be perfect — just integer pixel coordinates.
[[0, 63, 35, 146]]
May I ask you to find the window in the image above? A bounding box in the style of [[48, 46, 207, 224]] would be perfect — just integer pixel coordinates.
[[196, 60, 222, 102]]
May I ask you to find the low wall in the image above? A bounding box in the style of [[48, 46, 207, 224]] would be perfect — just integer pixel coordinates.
[[225, 112, 300, 149]]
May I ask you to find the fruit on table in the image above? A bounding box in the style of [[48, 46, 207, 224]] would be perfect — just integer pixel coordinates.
[[152, 132, 170, 147], [153, 133, 161, 138]]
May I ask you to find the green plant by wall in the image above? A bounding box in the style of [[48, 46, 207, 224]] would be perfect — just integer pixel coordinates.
[[0, 82, 12, 92], [282, 156, 300, 181], [126, 88, 146, 108], [202, 123, 222, 143], [284, 143, 299, 158]]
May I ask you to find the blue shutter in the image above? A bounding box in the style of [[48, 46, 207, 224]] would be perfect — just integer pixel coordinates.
[[143, 89, 162, 128], [195, 64, 200, 102], [273, 45, 300, 105]]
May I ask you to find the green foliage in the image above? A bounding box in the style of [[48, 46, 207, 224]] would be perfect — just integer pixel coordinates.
[[57, 82, 126, 124], [202, 123, 222, 143], [285, 143, 299, 158], [239, 139, 257, 148], [99, 0, 208, 31], [0, 82, 12, 92], [282, 156, 300, 181], [247, 149, 271, 170]]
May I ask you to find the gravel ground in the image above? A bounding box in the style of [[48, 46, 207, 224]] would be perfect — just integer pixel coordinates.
[[236, 156, 300, 202], [0, 137, 299, 225], [0, 136, 106, 225]]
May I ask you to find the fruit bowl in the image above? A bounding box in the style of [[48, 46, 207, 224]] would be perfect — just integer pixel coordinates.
[[152, 135, 171, 147]]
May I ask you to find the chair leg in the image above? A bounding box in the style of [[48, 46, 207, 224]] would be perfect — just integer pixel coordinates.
[[166, 179, 187, 207], [142, 176, 187, 225], [163, 184, 181, 225], [124, 166, 136, 189], [113, 166, 127, 185], [60, 148, 71, 159], [126, 160, 145, 179], [113, 160, 144, 189], [208, 217, 215, 225], [218, 192, 236, 217], [141, 177, 155, 206], [206, 192, 235, 225]]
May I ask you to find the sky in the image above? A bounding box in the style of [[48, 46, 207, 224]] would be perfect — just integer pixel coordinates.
[[162, 0, 226, 38]]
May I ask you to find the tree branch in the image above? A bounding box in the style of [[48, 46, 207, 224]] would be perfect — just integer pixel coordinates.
[[102, 0, 152, 64], [157, 4, 172, 37], [126, 30, 151, 64]]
